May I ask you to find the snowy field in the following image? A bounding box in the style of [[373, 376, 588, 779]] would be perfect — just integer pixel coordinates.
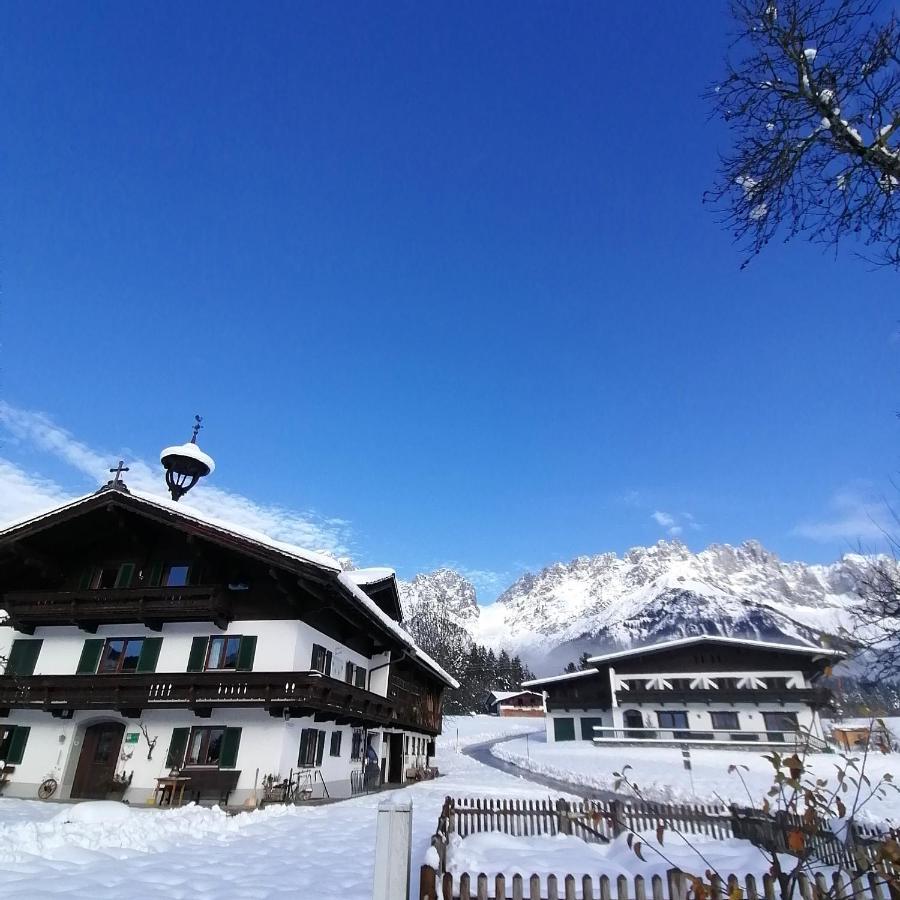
[[0, 715, 544, 899], [492, 731, 900, 823]]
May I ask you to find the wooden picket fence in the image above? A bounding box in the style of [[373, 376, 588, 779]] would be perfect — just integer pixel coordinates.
[[420, 796, 899, 900], [421, 866, 896, 900]]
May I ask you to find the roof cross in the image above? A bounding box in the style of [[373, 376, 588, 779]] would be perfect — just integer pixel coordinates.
[[109, 460, 130, 485]]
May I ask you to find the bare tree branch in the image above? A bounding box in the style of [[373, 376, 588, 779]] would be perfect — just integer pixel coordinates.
[[707, 0, 900, 268]]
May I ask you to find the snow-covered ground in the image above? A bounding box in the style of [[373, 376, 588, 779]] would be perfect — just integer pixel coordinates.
[[491, 732, 900, 823], [447, 829, 790, 886], [0, 715, 544, 899]]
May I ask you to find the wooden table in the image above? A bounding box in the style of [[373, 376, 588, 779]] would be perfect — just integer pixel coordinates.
[[153, 775, 191, 807]]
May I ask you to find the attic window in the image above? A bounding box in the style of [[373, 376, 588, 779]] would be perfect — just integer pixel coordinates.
[[164, 565, 191, 587], [82, 563, 135, 590]]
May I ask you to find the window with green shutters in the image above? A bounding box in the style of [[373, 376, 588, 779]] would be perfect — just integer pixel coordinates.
[[0, 725, 31, 764], [172, 726, 242, 768], [187, 636, 257, 672], [5, 639, 42, 676], [298, 728, 326, 767], [75, 637, 162, 675]]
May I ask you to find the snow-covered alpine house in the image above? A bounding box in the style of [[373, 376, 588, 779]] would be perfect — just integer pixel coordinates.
[[0, 469, 458, 805], [523, 635, 842, 751]]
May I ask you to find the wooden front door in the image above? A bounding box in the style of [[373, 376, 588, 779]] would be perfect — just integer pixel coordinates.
[[71, 722, 124, 799]]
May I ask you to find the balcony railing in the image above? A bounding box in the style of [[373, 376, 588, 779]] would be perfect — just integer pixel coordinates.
[[3, 586, 232, 632], [592, 725, 829, 752], [0, 670, 441, 734], [612, 687, 829, 705]]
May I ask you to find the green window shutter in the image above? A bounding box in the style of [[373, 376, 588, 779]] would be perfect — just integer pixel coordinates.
[[6, 726, 30, 764], [298, 729, 311, 766], [354, 666, 366, 690], [146, 562, 163, 587], [324, 650, 333, 678], [315, 730, 325, 767], [136, 637, 163, 673], [187, 637, 208, 672], [6, 639, 42, 676], [166, 727, 190, 768], [235, 636, 257, 672], [114, 563, 135, 588], [76, 639, 104, 675], [219, 727, 241, 768], [78, 568, 94, 590]]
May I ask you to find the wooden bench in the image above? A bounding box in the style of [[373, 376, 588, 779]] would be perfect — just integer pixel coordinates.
[[180, 768, 241, 806]]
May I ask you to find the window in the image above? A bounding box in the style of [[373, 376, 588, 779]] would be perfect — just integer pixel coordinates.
[[554, 717, 576, 741], [763, 711, 799, 741], [354, 666, 366, 689], [0, 724, 30, 764], [164, 564, 191, 587], [168, 726, 241, 768], [186, 727, 226, 766], [206, 636, 242, 670], [298, 728, 326, 767], [351, 728, 364, 761], [81, 563, 135, 590], [330, 731, 342, 757], [187, 635, 256, 672], [80, 636, 163, 675], [345, 661, 354, 683], [710, 712, 740, 730], [657, 710, 690, 737], [98, 638, 146, 674], [310, 644, 333, 677]]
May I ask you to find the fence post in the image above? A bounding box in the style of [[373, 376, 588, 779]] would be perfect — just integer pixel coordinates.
[[557, 798, 572, 835], [608, 799, 624, 837], [373, 797, 413, 900]]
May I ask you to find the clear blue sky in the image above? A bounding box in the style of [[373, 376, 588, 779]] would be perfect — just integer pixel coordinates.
[[2, 2, 898, 600]]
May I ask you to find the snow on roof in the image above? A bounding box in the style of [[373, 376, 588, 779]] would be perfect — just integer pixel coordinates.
[[521, 669, 599, 688], [160, 441, 216, 474], [585, 635, 844, 666], [128, 490, 340, 571], [336, 572, 460, 689], [489, 690, 541, 704], [344, 567, 396, 586]]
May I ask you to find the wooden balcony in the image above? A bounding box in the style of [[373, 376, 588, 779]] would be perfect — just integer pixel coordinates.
[[0, 671, 441, 734], [3, 586, 232, 633]]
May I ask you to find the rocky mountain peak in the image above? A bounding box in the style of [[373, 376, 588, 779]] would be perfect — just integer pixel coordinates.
[[398, 567, 480, 627]]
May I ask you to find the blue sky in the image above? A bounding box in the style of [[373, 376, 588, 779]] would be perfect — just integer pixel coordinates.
[[2, 2, 898, 601]]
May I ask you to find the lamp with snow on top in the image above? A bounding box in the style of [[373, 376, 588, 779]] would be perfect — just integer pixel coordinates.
[[160, 415, 215, 501]]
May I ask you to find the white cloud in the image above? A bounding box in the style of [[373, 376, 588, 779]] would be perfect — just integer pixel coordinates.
[[0, 402, 352, 557], [650, 509, 694, 537], [0, 458, 73, 525], [792, 483, 894, 544]]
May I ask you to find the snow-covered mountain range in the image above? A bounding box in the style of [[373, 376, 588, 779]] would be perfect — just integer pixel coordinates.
[[399, 540, 874, 675]]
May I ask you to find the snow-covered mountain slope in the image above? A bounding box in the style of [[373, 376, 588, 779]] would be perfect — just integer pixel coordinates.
[[402, 541, 877, 675], [398, 567, 481, 630]]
